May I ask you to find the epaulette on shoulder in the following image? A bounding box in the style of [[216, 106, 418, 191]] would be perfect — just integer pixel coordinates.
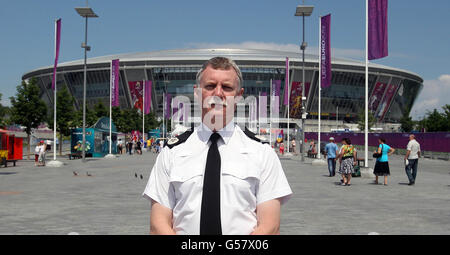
[[244, 127, 269, 144], [164, 130, 194, 149]]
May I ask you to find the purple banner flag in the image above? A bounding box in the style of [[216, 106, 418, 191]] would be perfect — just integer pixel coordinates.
[[111, 59, 120, 107], [165, 93, 172, 119], [144, 80, 152, 114], [51, 19, 61, 91], [259, 92, 267, 119], [272, 80, 281, 114], [368, 0, 388, 60], [320, 14, 332, 88], [284, 58, 289, 105]]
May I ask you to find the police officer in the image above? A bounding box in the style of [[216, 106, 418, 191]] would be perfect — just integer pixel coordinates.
[[143, 57, 292, 235]]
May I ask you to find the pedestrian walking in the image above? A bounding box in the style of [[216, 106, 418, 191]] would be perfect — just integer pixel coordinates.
[[128, 140, 133, 155], [143, 57, 292, 235], [404, 134, 421, 186], [373, 138, 395, 186], [279, 142, 285, 155], [337, 138, 356, 186], [324, 137, 339, 177], [34, 141, 41, 166], [136, 140, 142, 155], [117, 139, 123, 154], [290, 139, 296, 154]]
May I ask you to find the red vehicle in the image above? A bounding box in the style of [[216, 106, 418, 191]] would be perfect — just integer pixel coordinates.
[[0, 129, 23, 167]]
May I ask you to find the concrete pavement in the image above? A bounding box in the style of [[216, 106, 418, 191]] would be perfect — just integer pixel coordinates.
[[0, 150, 449, 235]]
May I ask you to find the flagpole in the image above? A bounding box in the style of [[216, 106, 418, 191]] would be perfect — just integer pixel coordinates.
[[286, 57, 290, 152], [318, 16, 322, 160], [109, 60, 112, 155], [53, 19, 57, 161], [365, 0, 369, 167], [270, 79, 272, 148], [163, 92, 165, 140], [142, 80, 145, 149]]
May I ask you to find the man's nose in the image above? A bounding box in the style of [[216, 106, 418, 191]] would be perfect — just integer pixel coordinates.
[[213, 84, 225, 98]]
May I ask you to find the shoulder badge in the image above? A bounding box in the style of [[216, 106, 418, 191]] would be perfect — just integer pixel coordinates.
[[167, 137, 179, 145], [164, 130, 193, 149]]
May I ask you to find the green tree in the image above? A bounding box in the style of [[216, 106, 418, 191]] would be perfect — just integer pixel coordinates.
[[72, 107, 98, 128], [419, 108, 448, 132], [442, 104, 450, 131], [145, 111, 161, 132], [400, 107, 415, 132], [47, 86, 76, 155], [9, 78, 47, 159], [0, 93, 11, 128], [357, 109, 376, 131], [94, 101, 108, 119]]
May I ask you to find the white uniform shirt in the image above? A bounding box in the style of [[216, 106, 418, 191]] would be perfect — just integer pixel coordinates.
[[143, 121, 292, 235], [407, 139, 421, 159]]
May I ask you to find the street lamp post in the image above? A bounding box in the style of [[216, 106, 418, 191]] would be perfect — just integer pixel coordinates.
[[295, 4, 314, 162], [75, 6, 98, 162]]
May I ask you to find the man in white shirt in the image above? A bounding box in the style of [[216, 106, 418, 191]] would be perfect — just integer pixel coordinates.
[[404, 134, 421, 186], [143, 57, 292, 235]]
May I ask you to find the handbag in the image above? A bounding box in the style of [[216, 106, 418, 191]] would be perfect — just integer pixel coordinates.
[[372, 144, 383, 158]]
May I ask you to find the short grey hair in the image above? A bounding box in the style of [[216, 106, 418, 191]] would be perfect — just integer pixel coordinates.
[[196, 57, 243, 89]]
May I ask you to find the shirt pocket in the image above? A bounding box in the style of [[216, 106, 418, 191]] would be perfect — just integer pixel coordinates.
[[221, 161, 260, 207], [169, 162, 204, 204]]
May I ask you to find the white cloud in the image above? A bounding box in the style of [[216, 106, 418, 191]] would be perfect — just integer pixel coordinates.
[[410, 74, 450, 120]]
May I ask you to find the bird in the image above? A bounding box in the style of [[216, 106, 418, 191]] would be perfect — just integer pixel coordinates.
[[140, 174, 143, 180], [86, 172, 92, 177], [73, 171, 78, 176], [135, 173, 138, 178]]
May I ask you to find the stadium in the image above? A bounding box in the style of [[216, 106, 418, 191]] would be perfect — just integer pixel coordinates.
[[22, 48, 423, 132]]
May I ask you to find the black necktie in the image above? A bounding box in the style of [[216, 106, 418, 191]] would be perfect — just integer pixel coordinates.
[[200, 132, 222, 235]]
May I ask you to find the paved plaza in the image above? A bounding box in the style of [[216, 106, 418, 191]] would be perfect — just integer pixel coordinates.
[[0, 150, 449, 235]]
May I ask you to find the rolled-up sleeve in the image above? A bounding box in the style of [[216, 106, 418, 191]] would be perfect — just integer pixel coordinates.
[[256, 145, 293, 206], [143, 147, 175, 210]]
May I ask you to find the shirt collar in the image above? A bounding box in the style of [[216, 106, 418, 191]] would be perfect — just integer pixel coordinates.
[[198, 119, 236, 145]]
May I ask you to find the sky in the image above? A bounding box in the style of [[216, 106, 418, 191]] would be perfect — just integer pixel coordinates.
[[0, 0, 449, 120]]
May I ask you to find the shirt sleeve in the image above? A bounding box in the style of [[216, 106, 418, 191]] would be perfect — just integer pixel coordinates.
[[407, 141, 412, 151], [256, 145, 293, 206], [142, 147, 175, 210]]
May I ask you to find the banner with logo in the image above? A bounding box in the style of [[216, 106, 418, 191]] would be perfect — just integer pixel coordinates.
[[289, 81, 310, 118], [369, 82, 387, 112], [111, 59, 120, 107], [320, 14, 332, 88], [377, 83, 396, 120], [128, 81, 144, 112]]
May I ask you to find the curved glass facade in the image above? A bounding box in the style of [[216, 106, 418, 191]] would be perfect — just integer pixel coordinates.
[[23, 49, 423, 125]]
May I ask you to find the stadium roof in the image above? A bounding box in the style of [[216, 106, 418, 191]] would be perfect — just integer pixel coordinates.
[[23, 48, 422, 82]]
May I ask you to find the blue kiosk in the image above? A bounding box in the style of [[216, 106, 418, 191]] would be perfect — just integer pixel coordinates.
[[71, 117, 118, 157]]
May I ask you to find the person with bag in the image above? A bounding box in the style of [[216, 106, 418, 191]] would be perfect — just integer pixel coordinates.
[[373, 138, 395, 185], [337, 138, 357, 186]]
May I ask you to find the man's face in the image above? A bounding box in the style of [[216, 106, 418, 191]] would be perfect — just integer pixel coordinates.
[[195, 66, 244, 130]]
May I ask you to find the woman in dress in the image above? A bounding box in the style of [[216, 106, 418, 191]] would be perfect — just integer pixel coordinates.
[[373, 138, 395, 185], [338, 138, 357, 186]]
